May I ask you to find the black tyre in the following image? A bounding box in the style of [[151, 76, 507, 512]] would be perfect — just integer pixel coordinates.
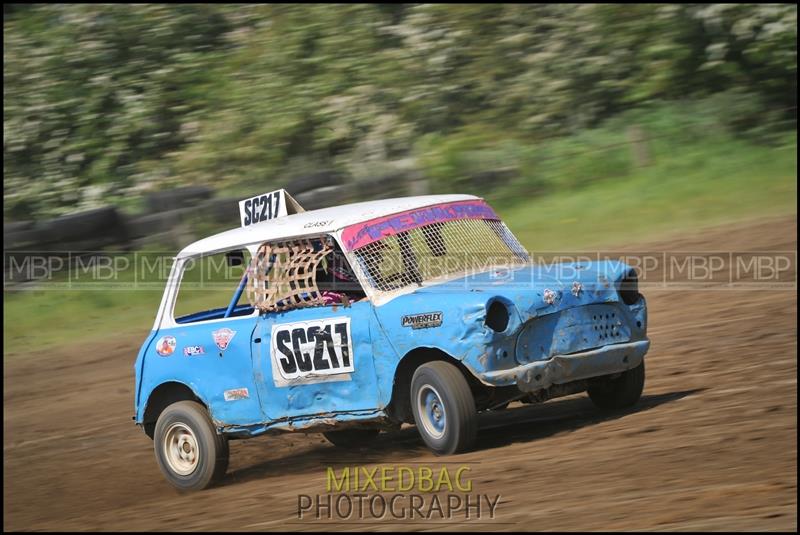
[[588, 361, 646, 410], [153, 401, 229, 491], [323, 429, 380, 448], [410, 361, 477, 455]]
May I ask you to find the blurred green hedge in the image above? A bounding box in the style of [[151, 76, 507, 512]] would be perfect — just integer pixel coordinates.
[[4, 4, 796, 219]]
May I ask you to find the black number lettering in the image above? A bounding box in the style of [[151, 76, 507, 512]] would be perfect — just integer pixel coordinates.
[[265, 193, 273, 220], [252, 197, 261, 223], [259, 194, 269, 222], [275, 330, 296, 374], [273, 191, 281, 219], [319, 325, 340, 368], [307, 326, 330, 371], [243, 199, 252, 226], [334, 323, 350, 367], [275, 321, 351, 378], [291, 328, 312, 372]]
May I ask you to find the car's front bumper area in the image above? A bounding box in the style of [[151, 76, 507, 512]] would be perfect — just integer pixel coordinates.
[[481, 339, 650, 393]]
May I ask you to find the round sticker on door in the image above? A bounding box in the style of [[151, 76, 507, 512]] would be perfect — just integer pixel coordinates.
[[156, 336, 176, 356]]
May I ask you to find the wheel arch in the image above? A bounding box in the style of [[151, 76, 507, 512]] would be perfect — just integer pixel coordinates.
[[386, 347, 487, 424], [141, 381, 207, 439]]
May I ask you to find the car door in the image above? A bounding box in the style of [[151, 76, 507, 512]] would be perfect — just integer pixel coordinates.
[[252, 300, 381, 421]]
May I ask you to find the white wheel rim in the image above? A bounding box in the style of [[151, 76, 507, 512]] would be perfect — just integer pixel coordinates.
[[163, 422, 200, 476], [417, 384, 447, 439]]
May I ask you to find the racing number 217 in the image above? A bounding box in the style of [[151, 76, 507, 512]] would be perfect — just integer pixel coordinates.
[[242, 191, 282, 225], [272, 319, 353, 380]]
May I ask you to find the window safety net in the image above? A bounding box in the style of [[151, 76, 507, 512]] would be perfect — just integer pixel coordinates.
[[351, 219, 530, 293], [246, 238, 333, 312]]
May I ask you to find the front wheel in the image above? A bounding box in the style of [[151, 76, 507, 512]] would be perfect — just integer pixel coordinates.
[[153, 400, 229, 491], [410, 361, 477, 455], [588, 360, 645, 410]]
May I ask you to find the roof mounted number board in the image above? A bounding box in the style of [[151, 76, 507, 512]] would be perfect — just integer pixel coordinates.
[[239, 189, 305, 227]]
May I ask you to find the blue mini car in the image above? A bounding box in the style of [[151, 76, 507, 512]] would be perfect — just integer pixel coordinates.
[[134, 191, 649, 490]]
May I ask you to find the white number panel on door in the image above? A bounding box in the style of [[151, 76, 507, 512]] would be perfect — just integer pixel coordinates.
[[269, 317, 354, 387]]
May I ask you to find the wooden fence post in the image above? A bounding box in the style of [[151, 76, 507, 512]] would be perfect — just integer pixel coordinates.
[[627, 125, 651, 167]]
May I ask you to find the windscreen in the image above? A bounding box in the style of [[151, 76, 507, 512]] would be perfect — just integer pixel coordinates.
[[343, 201, 530, 293]]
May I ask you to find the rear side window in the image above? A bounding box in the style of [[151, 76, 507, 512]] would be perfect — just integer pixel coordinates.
[[173, 251, 253, 323]]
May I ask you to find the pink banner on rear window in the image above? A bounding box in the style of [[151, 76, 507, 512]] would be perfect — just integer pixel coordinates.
[[341, 200, 499, 251]]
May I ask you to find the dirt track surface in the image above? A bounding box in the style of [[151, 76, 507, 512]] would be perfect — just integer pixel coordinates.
[[4, 215, 797, 531]]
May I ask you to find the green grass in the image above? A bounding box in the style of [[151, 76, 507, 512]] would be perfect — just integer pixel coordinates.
[[3, 288, 163, 356], [4, 132, 796, 355], [498, 133, 797, 250], [3, 253, 248, 356]]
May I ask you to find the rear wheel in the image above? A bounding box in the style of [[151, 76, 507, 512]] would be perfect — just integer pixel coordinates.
[[588, 361, 645, 409], [323, 429, 380, 448], [153, 401, 229, 491], [410, 361, 477, 455]]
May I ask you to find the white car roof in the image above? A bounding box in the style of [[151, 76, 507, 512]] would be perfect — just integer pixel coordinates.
[[176, 194, 481, 258]]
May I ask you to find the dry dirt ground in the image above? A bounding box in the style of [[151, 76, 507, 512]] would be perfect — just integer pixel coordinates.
[[4, 215, 797, 532]]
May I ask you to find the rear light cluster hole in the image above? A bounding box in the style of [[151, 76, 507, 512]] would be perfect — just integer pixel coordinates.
[[486, 300, 510, 333], [619, 269, 640, 305]]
